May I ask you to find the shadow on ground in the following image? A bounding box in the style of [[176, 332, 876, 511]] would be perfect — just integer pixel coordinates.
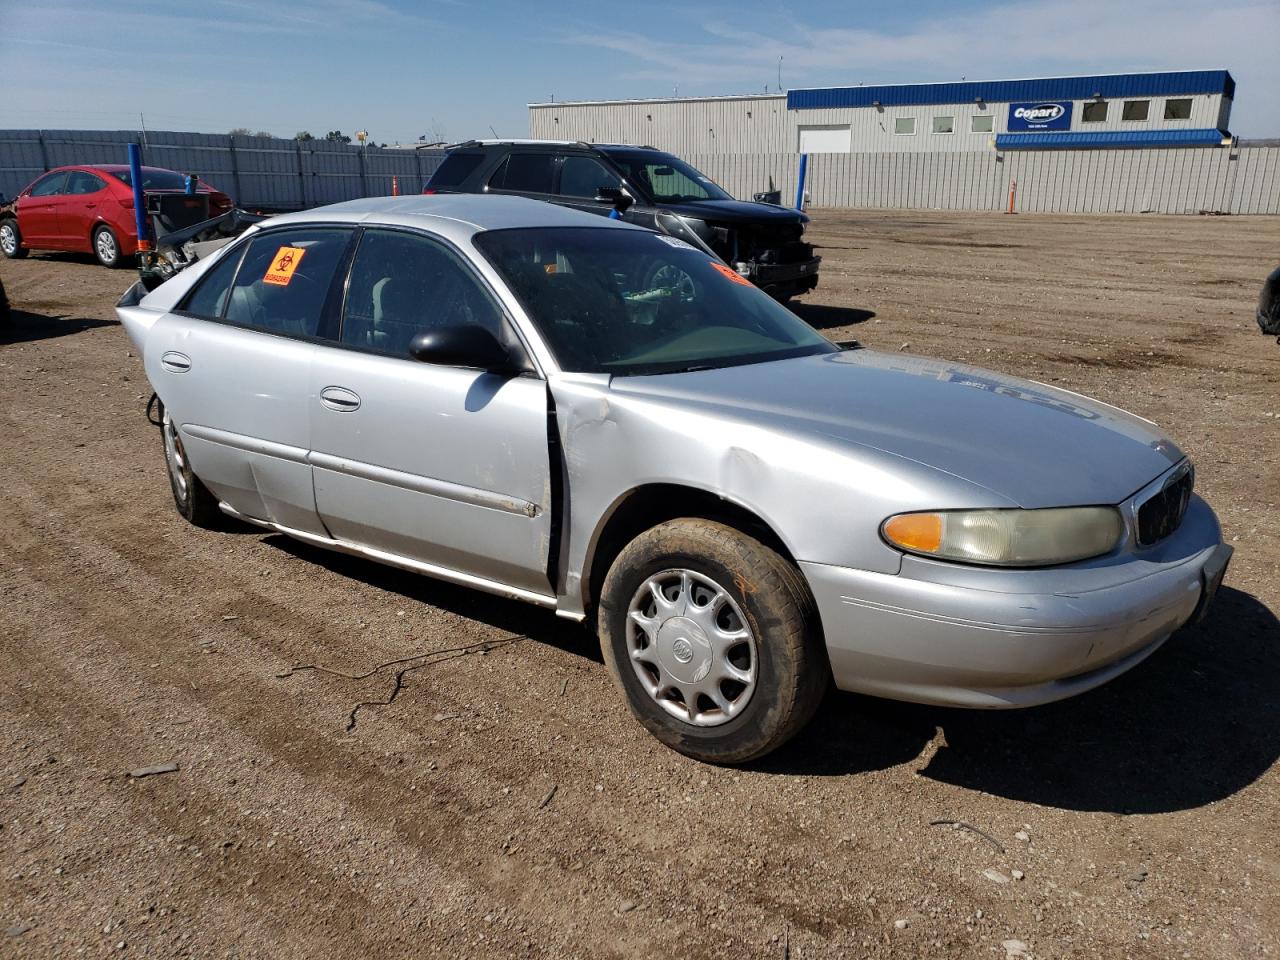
[[261, 530, 1279, 813], [788, 303, 876, 329], [265, 535, 600, 666], [1, 309, 116, 345], [764, 586, 1280, 813]]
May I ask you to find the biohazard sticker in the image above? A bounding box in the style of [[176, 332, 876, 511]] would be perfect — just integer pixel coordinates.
[[263, 246, 306, 286], [710, 261, 753, 287]]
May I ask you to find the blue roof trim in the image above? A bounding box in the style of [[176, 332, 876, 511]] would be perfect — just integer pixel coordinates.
[[788, 71, 1234, 110], [995, 129, 1226, 150]]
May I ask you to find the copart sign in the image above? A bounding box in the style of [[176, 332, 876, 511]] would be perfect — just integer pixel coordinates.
[[1007, 101, 1073, 131]]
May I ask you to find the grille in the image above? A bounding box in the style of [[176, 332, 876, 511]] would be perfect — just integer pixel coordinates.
[[1136, 465, 1194, 546]]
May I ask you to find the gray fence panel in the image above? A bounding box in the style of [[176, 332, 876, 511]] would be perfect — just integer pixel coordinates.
[[0, 129, 449, 210], [2, 130, 1276, 215]]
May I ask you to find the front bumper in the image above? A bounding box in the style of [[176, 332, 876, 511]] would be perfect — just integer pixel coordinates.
[[800, 495, 1230, 709], [740, 256, 821, 296]]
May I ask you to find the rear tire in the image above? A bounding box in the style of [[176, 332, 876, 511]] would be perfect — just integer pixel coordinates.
[[161, 407, 221, 528], [93, 225, 124, 268], [0, 219, 27, 259], [598, 518, 829, 765]]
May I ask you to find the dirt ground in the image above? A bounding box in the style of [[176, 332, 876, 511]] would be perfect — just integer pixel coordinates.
[[2, 209, 1278, 960]]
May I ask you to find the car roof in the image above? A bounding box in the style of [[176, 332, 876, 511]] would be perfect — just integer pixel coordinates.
[[50, 164, 174, 173], [274, 193, 649, 233]]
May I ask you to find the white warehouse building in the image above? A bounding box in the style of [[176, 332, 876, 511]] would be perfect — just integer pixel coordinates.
[[529, 70, 1235, 155], [524, 70, 1280, 215]]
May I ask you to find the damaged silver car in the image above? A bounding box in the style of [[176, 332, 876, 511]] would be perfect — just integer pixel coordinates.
[[116, 195, 1231, 764]]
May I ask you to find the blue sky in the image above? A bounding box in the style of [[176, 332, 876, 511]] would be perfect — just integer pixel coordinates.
[[1, 0, 1276, 141]]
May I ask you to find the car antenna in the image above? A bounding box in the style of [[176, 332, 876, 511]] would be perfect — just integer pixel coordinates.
[[489, 125, 500, 139]]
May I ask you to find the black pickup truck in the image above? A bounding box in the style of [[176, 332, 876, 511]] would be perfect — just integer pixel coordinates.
[[425, 140, 820, 301]]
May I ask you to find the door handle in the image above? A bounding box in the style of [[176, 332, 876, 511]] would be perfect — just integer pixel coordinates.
[[319, 386, 361, 412], [160, 351, 192, 374]]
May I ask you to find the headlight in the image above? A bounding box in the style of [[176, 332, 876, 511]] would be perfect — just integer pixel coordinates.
[[882, 507, 1124, 567]]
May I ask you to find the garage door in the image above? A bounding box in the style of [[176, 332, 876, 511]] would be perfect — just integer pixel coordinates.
[[798, 125, 851, 153]]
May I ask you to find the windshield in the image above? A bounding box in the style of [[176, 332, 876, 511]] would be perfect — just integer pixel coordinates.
[[109, 168, 198, 191], [606, 153, 732, 203], [475, 227, 835, 376]]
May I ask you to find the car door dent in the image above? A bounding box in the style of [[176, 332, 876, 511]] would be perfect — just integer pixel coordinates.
[[308, 450, 540, 517], [182, 422, 310, 465]]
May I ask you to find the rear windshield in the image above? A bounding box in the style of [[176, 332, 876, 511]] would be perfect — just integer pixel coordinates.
[[475, 227, 834, 376], [109, 168, 192, 191], [428, 152, 485, 188]]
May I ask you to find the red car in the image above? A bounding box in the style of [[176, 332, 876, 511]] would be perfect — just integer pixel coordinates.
[[0, 164, 231, 268]]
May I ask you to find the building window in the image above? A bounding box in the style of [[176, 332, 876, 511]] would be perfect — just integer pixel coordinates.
[[1082, 101, 1108, 123], [1122, 100, 1150, 121], [1164, 98, 1193, 120], [970, 115, 993, 133], [932, 116, 955, 134], [894, 117, 916, 135]]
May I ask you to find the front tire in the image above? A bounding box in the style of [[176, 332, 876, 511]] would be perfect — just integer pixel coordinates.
[[0, 219, 27, 259], [598, 518, 828, 764], [93, 225, 124, 268], [161, 408, 221, 527]]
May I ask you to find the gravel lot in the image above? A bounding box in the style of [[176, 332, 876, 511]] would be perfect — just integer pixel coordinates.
[[2, 209, 1277, 959]]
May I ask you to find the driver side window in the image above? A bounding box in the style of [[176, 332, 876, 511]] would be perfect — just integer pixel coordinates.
[[29, 172, 68, 197], [340, 229, 506, 359]]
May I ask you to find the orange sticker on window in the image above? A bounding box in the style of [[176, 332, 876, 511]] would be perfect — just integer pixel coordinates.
[[711, 261, 753, 287], [263, 246, 306, 286]]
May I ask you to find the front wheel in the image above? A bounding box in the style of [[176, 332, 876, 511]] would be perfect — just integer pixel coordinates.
[[598, 518, 829, 764], [161, 407, 221, 527], [0, 219, 27, 259], [93, 225, 124, 268]]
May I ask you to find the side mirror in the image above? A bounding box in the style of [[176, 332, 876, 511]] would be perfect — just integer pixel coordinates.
[[594, 186, 634, 214], [408, 325, 521, 373]]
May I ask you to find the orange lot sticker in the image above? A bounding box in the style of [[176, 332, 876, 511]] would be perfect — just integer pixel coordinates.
[[711, 261, 753, 287], [263, 246, 306, 286]]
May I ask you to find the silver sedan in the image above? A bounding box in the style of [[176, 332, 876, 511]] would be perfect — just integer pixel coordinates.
[[116, 195, 1231, 763]]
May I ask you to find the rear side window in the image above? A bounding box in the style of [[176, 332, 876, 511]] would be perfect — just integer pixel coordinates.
[[222, 228, 350, 337], [67, 171, 107, 194], [489, 153, 555, 193], [183, 244, 248, 318], [29, 172, 68, 197], [109, 168, 189, 190], [428, 152, 485, 188]]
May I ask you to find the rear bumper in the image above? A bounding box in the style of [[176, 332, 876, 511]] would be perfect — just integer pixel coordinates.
[[800, 498, 1230, 709]]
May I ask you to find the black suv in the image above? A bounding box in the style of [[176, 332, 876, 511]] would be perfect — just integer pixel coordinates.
[[425, 141, 820, 300]]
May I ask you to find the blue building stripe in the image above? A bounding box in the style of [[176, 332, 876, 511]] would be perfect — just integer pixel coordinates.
[[788, 71, 1234, 111], [995, 129, 1226, 150]]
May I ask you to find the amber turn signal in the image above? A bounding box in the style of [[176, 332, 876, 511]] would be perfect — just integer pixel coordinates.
[[883, 512, 943, 553]]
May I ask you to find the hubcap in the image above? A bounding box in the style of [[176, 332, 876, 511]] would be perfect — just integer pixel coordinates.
[[162, 413, 188, 499], [0, 224, 15, 254], [626, 569, 757, 727], [96, 230, 116, 263]]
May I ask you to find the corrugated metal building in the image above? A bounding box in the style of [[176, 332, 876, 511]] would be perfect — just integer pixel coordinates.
[[529, 70, 1234, 155]]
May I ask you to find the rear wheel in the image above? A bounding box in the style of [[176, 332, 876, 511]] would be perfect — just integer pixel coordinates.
[[162, 407, 221, 527], [93, 225, 124, 268], [598, 518, 828, 764], [0, 219, 27, 259]]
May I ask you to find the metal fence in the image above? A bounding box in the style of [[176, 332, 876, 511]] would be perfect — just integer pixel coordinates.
[[3, 129, 1275, 216], [687, 147, 1280, 215], [0, 129, 446, 210]]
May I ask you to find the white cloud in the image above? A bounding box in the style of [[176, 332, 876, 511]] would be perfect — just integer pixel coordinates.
[[563, 0, 1280, 135]]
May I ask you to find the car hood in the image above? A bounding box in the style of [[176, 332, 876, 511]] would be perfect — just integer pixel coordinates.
[[610, 350, 1183, 509], [655, 198, 807, 227]]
